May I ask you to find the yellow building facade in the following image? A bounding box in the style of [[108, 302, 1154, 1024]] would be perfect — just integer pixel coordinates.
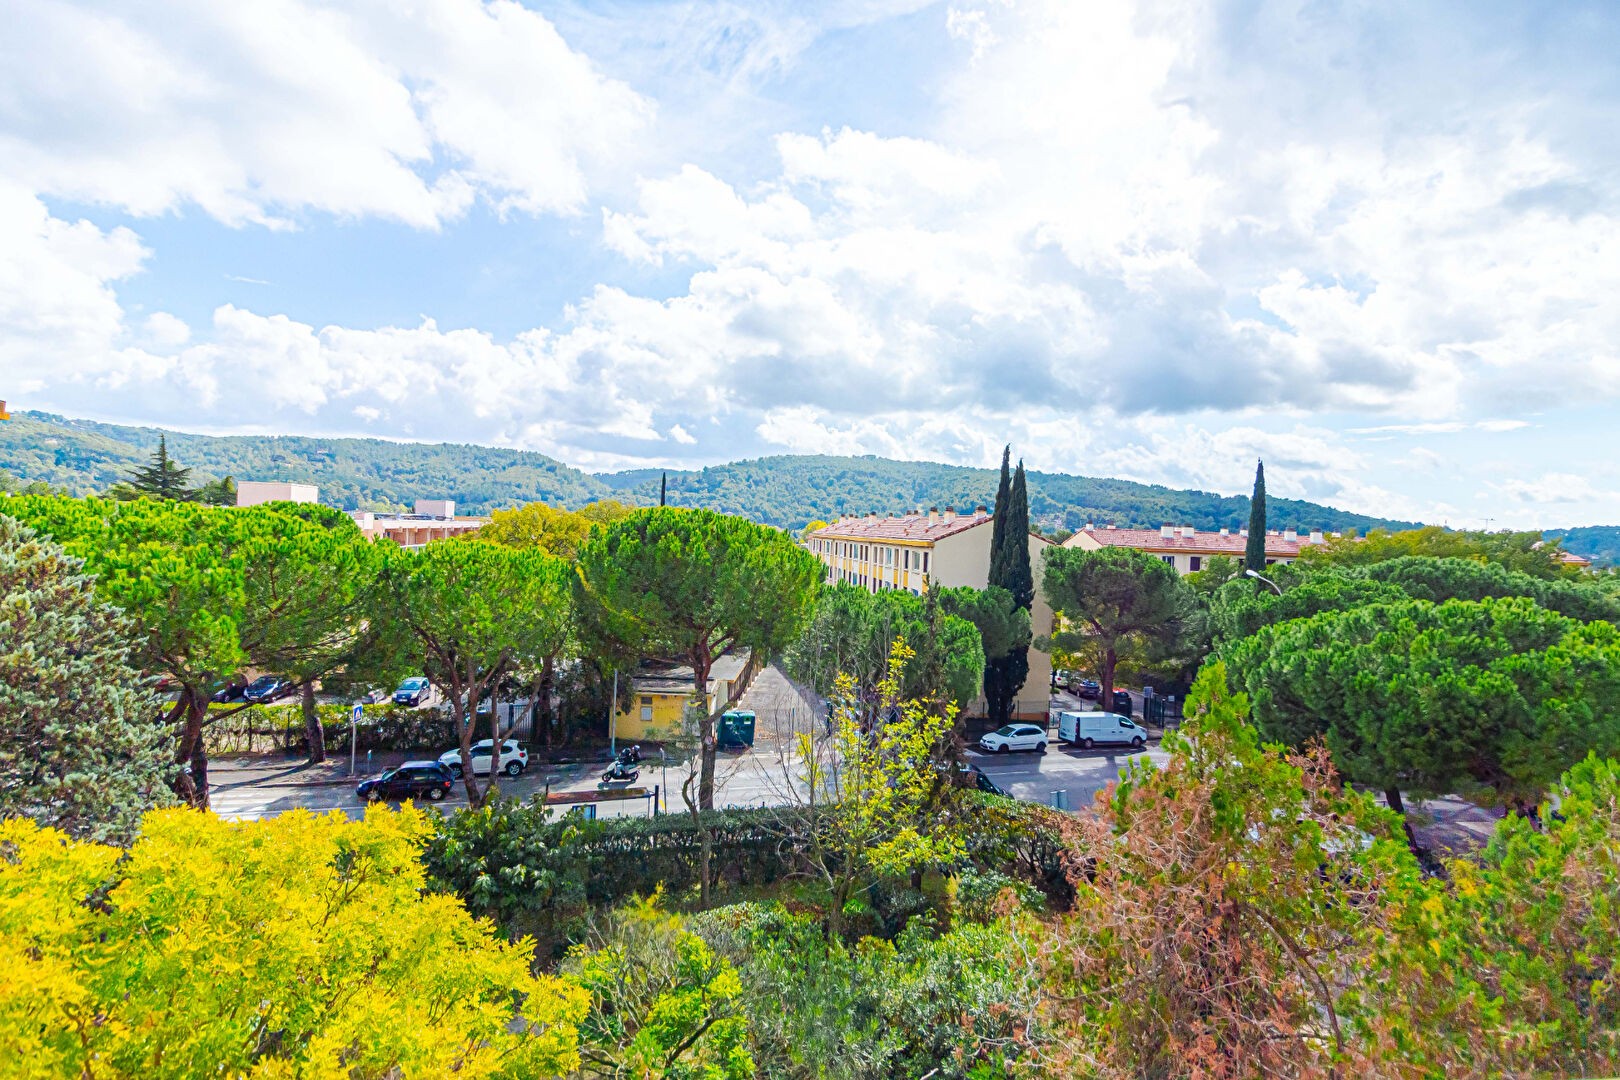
[[805, 508, 1054, 720], [611, 650, 754, 741]]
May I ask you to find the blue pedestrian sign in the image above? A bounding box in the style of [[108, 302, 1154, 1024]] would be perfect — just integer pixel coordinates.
[[351, 703, 364, 722]]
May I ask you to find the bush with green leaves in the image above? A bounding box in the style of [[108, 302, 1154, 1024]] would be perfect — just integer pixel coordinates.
[[564, 895, 755, 1080], [693, 902, 1044, 1080]]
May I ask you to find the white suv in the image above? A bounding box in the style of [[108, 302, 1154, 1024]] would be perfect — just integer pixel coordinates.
[[438, 739, 527, 778]]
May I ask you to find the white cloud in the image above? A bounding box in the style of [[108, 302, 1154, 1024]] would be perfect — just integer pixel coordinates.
[[0, 0, 650, 228], [5, 0, 1618, 528], [1491, 472, 1601, 506]]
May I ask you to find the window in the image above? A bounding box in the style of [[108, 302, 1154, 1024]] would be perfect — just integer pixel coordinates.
[[640, 696, 653, 705], [1189, 556, 1202, 571], [922, 552, 930, 573], [640, 706, 652, 721], [1161, 555, 1175, 565]]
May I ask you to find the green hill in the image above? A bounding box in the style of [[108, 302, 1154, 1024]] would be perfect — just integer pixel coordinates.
[[1544, 526, 1620, 567], [0, 412, 1435, 534], [597, 454, 1423, 534], [0, 412, 611, 513]]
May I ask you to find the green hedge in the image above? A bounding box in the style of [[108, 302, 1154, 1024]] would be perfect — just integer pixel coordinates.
[[204, 702, 458, 755], [423, 793, 1071, 955]]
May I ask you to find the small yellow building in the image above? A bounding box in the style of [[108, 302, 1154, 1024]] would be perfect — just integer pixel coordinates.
[[612, 650, 755, 741]]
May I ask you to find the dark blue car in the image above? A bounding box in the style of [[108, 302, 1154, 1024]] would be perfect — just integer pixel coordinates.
[[357, 761, 454, 803], [393, 677, 430, 706]]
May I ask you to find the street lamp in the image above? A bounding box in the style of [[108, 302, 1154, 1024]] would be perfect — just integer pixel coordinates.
[[1244, 568, 1283, 596]]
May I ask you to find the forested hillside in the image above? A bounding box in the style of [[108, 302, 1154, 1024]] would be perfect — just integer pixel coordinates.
[[600, 455, 1423, 533], [0, 412, 610, 513], [24, 414, 1618, 547]]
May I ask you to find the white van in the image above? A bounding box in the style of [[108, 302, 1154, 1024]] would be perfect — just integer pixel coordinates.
[[1057, 710, 1147, 749]]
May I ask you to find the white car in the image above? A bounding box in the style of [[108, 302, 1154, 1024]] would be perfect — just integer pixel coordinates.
[[438, 739, 527, 778], [978, 723, 1048, 754]]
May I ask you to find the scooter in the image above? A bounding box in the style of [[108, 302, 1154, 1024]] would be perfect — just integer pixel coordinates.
[[615, 744, 642, 766], [600, 760, 640, 785]]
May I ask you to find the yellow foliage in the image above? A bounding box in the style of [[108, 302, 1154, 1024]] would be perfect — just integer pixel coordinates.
[[0, 807, 586, 1079]]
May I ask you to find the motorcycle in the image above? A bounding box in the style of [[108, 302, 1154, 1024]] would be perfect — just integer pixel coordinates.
[[600, 760, 640, 784]]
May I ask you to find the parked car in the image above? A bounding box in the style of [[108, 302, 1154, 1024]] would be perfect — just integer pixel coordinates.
[[356, 761, 454, 803], [210, 680, 247, 703], [242, 674, 293, 703], [1058, 710, 1147, 750], [1111, 689, 1133, 715], [356, 687, 389, 705], [1072, 678, 1101, 700], [437, 739, 527, 778], [393, 677, 431, 706], [978, 723, 1048, 754], [959, 763, 1009, 797]]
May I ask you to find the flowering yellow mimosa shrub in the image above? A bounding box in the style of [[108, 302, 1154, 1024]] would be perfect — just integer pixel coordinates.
[[0, 806, 586, 1079]]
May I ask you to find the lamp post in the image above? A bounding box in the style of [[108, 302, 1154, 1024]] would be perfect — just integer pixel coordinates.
[[1244, 568, 1283, 596]]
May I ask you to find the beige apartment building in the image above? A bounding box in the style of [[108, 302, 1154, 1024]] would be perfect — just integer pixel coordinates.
[[1061, 523, 1327, 573], [806, 507, 1054, 720]]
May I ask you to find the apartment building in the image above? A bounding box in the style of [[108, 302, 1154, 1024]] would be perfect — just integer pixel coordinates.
[[805, 507, 1054, 720], [348, 499, 488, 547], [1061, 523, 1327, 574]]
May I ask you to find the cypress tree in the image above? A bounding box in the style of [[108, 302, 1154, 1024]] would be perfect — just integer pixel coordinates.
[[984, 455, 1033, 724], [989, 446, 1011, 558], [127, 435, 194, 500], [1245, 459, 1267, 573], [659, 472, 667, 507]]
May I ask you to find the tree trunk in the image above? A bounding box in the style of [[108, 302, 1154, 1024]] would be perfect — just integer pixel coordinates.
[[171, 687, 210, 809], [452, 663, 486, 808], [1384, 787, 1405, 815], [693, 651, 718, 811], [302, 681, 325, 764], [1100, 645, 1117, 716], [538, 655, 555, 748], [681, 771, 712, 909], [485, 688, 505, 802]]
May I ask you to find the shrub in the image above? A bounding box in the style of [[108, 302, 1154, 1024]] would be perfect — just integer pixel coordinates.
[[0, 806, 586, 1078], [693, 902, 1044, 1080]]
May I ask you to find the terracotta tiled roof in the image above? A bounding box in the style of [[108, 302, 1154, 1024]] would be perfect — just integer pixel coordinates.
[[808, 511, 992, 543], [1071, 526, 1320, 557]]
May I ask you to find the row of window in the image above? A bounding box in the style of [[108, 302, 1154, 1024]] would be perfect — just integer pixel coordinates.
[[826, 566, 921, 597], [810, 538, 930, 574]]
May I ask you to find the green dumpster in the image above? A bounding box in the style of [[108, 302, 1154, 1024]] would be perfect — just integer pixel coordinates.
[[718, 710, 757, 749]]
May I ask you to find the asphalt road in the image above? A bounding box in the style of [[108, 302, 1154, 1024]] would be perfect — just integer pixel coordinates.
[[210, 669, 1168, 821], [967, 740, 1168, 810]]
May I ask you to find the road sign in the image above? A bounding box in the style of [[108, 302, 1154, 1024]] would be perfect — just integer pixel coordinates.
[[351, 703, 364, 722]]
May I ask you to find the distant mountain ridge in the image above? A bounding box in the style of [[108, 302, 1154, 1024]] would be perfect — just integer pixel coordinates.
[[597, 454, 1422, 535], [1, 412, 611, 512], [15, 413, 1614, 557]]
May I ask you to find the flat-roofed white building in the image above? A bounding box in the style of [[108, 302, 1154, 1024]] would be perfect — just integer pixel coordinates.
[[236, 481, 319, 507], [349, 503, 487, 547], [1061, 523, 1327, 573], [805, 507, 1054, 720]]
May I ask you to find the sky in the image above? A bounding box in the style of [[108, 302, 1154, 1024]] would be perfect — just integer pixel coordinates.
[[3, 0, 1617, 528]]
